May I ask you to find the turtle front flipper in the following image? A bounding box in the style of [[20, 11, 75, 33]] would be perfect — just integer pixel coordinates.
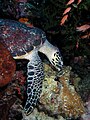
[[24, 52, 44, 115]]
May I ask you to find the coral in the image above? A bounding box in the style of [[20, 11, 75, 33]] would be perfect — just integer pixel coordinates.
[[0, 84, 23, 120], [22, 108, 65, 120], [39, 64, 85, 118], [58, 72, 85, 118], [0, 95, 17, 120], [0, 61, 85, 119], [10, 70, 27, 100], [22, 64, 85, 119], [81, 96, 90, 120], [13, 71, 26, 85], [0, 43, 16, 87], [0, 0, 45, 19], [77, 74, 90, 101]]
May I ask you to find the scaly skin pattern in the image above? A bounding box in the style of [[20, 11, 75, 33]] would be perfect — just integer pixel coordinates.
[[0, 19, 46, 57], [24, 55, 44, 115]]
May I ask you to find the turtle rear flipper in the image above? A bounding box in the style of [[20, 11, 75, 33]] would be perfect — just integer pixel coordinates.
[[24, 51, 44, 115]]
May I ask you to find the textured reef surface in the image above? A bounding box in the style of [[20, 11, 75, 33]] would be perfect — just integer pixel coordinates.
[[0, 43, 16, 87], [22, 63, 86, 120], [0, 60, 89, 120]]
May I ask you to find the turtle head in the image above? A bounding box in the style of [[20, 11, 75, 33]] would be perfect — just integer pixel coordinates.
[[49, 47, 63, 71], [39, 40, 63, 71]]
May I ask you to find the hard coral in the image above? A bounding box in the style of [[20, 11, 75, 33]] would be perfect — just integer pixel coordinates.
[[0, 43, 16, 87], [39, 65, 85, 119], [58, 76, 85, 118], [21, 64, 85, 119], [0, 95, 17, 120]]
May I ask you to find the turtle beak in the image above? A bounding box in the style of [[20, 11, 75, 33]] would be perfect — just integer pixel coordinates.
[[51, 51, 63, 71]]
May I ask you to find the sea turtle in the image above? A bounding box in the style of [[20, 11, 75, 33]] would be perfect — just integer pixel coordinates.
[[0, 19, 63, 115]]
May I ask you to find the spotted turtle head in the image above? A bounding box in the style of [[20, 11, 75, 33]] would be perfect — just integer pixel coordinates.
[[39, 40, 63, 71], [50, 47, 63, 71]]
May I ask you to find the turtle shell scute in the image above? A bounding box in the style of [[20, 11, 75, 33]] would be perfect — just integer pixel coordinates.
[[0, 43, 16, 87]]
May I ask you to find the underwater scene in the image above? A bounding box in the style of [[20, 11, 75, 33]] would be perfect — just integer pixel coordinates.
[[0, 0, 90, 120]]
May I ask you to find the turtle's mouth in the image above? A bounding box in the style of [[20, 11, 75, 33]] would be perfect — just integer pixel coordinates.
[[51, 51, 63, 71]]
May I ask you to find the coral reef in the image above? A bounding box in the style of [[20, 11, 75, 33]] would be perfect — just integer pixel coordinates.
[[0, 0, 89, 119], [22, 108, 65, 120], [0, 95, 17, 120], [0, 56, 86, 120], [57, 70, 85, 118], [0, 69, 26, 120], [0, 43, 16, 87], [0, 85, 23, 120], [81, 95, 90, 120], [78, 74, 90, 102], [0, 53, 87, 120], [22, 63, 85, 120], [40, 65, 85, 118]]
